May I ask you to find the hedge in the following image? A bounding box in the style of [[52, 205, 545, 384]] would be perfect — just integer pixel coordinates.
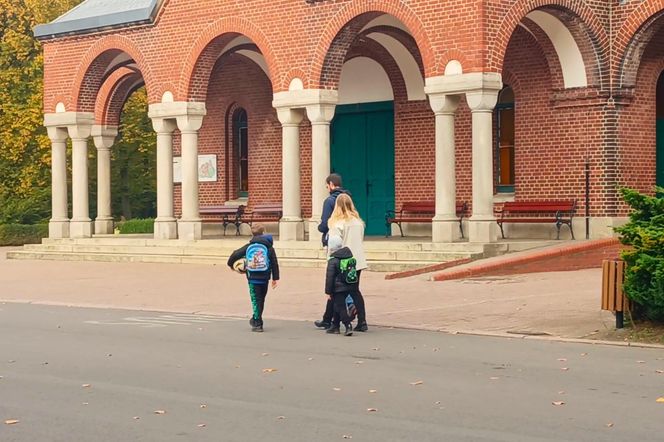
[[116, 218, 154, 234], [0, 224, 48, 246]]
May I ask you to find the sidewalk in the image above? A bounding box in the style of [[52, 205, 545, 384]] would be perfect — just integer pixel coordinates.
[[0, 247, 615, 339]]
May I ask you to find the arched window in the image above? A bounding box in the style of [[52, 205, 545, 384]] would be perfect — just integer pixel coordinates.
[[495, 86, 515, 193], [233, 108, 249, 197]]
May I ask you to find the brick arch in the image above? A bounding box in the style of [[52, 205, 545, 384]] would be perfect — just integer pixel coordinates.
[[179, 17, 278, 102], [71, 35, 154, 112], [310, 0, 435, 90], [519, 19, 565, 91], [438, 49, 470, 75], [95, 67, 144, 126], [616, 1, 664, 88], [487, 0, 608, 88], [279, 68, 308, 92]]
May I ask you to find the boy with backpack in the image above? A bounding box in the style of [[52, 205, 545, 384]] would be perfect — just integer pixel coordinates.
[[324, 235, 359, 337], [227, 224, 279, 332]]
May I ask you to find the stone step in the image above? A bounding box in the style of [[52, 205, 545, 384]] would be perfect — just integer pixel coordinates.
[[23, 243, 476, 262], [6, 250, 440, 272]]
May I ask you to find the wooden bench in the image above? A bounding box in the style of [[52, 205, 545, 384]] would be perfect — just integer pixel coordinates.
[[199, 205, 245, 236], [244, 203, 283, 226], [496, 200, 576, 240], [385, 201, 468, 238]]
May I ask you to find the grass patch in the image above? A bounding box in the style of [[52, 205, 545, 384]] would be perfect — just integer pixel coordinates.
[[592, 319, 664, 345], [116, 218, 154, 234]]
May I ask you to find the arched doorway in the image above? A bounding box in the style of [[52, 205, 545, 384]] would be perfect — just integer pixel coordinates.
[[657, 72, 664, 189]]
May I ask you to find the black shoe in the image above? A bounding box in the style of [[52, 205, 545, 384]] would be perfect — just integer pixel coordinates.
[[315, 320, 331, 329], [252, 325, 263, 333], [249, 318, 256, 327], [354, 323, 368, 332], [326, 326, 340, 334], [344, 324, 353, 336]]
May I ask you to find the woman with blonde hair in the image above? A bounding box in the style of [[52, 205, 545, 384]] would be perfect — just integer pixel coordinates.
[[327, 193, 368, 331]]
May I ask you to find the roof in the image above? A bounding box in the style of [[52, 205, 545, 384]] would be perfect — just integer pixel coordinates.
[[34, 0, 163, 40]]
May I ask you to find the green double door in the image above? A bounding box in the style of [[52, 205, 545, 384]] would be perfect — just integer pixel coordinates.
[[331, 101, 395, 235]]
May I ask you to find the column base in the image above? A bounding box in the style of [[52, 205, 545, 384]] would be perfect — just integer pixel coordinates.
[[177, 220, 202, 241], [94, 218, 114, 235], [308, 220, 322, 243], [468, 217, 497, 243], [279, 218, 304, 241], [49, 220, 70, 239], [154, 219, 178, 240], [432, 217, 461, 243], [70, 219, 93, 238]]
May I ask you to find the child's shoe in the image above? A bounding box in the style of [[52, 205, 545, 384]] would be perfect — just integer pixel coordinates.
[[326, 326, 340, 334], [354, 322, 368, 332], [252, 325, 263, 332], [249, 318, 256, 327], [343, 324, 353, 336]]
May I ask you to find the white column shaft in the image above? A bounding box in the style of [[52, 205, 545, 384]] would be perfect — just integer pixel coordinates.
[[471, 109, 494, 218], [282, 123, 301, 220], [51, 139, 68, 221], [156, 131, 174, 220], [310, 122, 331, 221], [71, 138, 90, 222], [96, 148, 112, 220], [180, 131, 200, 221], [436, 112, 457, 219]]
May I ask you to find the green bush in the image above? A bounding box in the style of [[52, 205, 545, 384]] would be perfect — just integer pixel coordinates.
[[116, 218, 154, 234], [0, 188, 51, 225], [0, 224, 48, 246], [614, 187, 664, 322]]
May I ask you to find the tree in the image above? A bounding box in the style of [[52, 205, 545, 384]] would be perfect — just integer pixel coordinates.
[[0, 0, 82, 222]]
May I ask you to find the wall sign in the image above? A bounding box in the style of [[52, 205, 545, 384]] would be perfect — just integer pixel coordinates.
[[173, 155, 217, 183]]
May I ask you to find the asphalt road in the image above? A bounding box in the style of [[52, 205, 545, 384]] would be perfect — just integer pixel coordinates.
[[0, 303, 662, 442]]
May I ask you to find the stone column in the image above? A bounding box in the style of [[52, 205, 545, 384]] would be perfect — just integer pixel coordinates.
[[276, 107, 304, 241], [466, 89, 500, 243], [46, 127, 70, 238], [151, 118, 178, 239], [92, 126, 118, 235], [428, 93, 460, 242], [305, 103, 336, 242], [176, 114, 205, 241], [68, 124, 93, 238]]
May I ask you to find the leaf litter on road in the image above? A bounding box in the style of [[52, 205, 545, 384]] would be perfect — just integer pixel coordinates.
[[410, 380, 424, 386], [4, 419, 19, 425], [262, 368, 278, 373], [154, 410, 166, 415], [552, 401, 565, 406]]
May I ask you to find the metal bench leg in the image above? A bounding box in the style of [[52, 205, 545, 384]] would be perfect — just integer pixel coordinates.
[[568, 222, 575, 240], [498, 222, 506, 239], [385, 221, 390, 238], [398, 222, 404, 237], [222, 215, 229, 236], [459, 219, 464, 239], [555, 221, 562, 240]]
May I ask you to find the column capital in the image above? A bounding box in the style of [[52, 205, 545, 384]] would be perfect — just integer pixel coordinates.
[[151, 117, 177, 134], [273, 89, 338, 110], [276, 107, 305, 126], [306, 103, 336, 124], [428, 93, 460, 115], [46, 126, 68, 143], [67, 124, 93, 140], [424, 72, 502, 96], [147, 101, 206, 132], [466, 89, 499, 113], [44, 111, 94, 129], [92, 125, 118, 149]]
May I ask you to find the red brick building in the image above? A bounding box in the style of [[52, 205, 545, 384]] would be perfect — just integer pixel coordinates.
[[35, 0, 664, 243]]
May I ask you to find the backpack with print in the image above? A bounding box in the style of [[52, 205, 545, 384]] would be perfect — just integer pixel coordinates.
[[245, 242, 270, 275], [339, 257, 359, 285]]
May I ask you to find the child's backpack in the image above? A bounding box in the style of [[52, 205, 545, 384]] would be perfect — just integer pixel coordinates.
[[245, 242, 270, 275], [345, 294, 357, 321], [339, 257, 359, 285]]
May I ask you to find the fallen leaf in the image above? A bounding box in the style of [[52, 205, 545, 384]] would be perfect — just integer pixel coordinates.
[[333, 387, 341, 391], [262, 368, 278, 373], [367, 408, 377, 412], [656, 370, 663, 374], [342, 435, 353, 439], [371, 348, 380, 351], [308, 357, 314, 361], [552, 401, 565, 406], [133, 416, 140, 420], [355, 361, 364, 365], [433, 348, 439, 352], [435, 401, 441, 405], [8, 360, 15, 363], [82, 402, 89, 405], [606, 423, 614, 428], [581, 353, 588, 356], [489, 376, 500, 380], [410, 380, 424, 386], [4, 420, 19, 425], [656, 397, 664, 403], [82, 384, 91, 388], [369, 389, 377, 393], [276, 416, 286, 420], [557, 358, 567, 362], [154, 410, 166, 415], [637, 361, 646, 364], [197, 423, 206, 428], [261, 353, 269, 357], [558, 391, 566, 395], [560, 367, 569, 371], [200, 404, 207, 409]]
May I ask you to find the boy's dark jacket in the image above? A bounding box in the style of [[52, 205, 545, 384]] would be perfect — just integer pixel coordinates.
[[325, 246, 358, 295], [227, 235, 280, 283]]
